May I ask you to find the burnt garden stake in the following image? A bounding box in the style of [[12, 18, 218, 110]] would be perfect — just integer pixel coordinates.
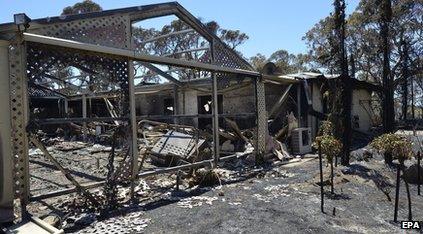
[[400, 158, 413, 221], [314, 121, 342, 212], [418, 151, 421, 196], [371, 133, 413, 222], [393, 161, 401, 222]]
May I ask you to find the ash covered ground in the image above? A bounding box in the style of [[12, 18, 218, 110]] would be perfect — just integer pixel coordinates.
[[25, 139, 423, 233]]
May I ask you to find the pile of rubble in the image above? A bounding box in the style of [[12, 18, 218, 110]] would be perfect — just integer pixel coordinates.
[[24, 116, 309, 232]]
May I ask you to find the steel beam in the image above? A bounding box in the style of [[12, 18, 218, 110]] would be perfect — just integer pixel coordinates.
[[162, 47, 208, 57], [82, 95, 87, 140], [297, 84, 302, 127], [136, 29, 195, 45], [140, 62, 183, 86], [128, 60, 139, 200], [212, 73, 220, 168], [0, 40, 13, 223], [36, 117, 128, 125], [211, 39, 219, 167]]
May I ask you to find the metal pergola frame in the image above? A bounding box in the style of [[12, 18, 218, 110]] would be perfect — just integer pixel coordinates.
[[0, 2, 268, 223]]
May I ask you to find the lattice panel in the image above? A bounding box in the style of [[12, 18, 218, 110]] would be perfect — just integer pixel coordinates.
[[213, 41, 251, 70], [255, 79, 267, 154], [27, 42, 130, 115], [114, 159, 132, 183], [30, 15, 130, 49], [9, 42, 30, 201]]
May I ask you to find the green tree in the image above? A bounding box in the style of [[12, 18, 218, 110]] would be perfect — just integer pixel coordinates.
[[249, 50, 311, 73], [219, 29, 249, 50], [62, 0, 102, 15], [249, 53, 268, 72]]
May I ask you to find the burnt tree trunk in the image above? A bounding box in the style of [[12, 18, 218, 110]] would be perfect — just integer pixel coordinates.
[[411, 75, 415, 119], [333, 0, 352, 166], [400, 37, 409, 121], [380, 0, 395, 133], [330, 159, 334, 194]]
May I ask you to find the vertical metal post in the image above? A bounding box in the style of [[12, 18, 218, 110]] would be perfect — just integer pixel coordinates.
[[297, 84, 302, 127], [254, 80, 259, 159], [211, 40, 219, 168], [182, 89, 186, 115], [129, 60, 139, 200], [88, 97, 92, 118], [0, 40, 14, 223], [211, 73, 220, 167], [64, 99, 69, 117], [8, 36, 30, 217], [173, 85, 179, 124], [82, 94, 87, 141], [254, 78, 266, 164]]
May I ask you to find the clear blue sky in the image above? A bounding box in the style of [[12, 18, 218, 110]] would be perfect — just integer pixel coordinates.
[[1, 0, 359, 58]]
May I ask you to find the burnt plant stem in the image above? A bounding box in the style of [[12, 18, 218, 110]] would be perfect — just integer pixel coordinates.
[[318, 143, 324, 213], [394, 163, 401, 222], [385, 152, 393, 166]]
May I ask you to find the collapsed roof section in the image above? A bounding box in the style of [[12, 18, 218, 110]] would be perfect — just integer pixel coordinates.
[[266, 72, 382, 92]]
